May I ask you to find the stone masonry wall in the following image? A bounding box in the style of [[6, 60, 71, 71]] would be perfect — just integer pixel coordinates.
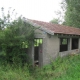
[[43, 34, 59, 65]]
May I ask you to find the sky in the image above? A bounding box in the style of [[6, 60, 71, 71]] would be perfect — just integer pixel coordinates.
[[0, 0, 63, 22]]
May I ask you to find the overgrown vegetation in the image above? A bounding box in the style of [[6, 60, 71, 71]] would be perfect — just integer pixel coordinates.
[[0, 53, 80, 80], [0, 7, 35, 66]]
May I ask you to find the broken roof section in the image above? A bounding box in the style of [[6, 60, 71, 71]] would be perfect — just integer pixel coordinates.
[[26, 18, 80, 36]]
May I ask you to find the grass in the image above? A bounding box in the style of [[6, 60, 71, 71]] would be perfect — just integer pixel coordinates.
[[0, 53, 80, 80]]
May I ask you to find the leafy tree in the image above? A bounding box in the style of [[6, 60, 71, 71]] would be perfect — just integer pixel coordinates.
[[50, 10, 63, 24], [50, 18, 59, 24], [0, 7, 35, 65], [64, 0, 80, 28]]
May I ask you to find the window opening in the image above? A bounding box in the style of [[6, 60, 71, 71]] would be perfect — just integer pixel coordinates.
[[72, 38, 79, 50], [60, 38, 68, 52]]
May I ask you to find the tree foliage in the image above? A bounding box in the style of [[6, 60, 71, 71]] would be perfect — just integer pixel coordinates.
[[64, 0, 80, 28], [0, 7, 35, 65], [50, 18, 59, 24]]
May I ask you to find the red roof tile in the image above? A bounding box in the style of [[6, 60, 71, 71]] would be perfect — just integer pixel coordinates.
[[29, 19, 80, 35]]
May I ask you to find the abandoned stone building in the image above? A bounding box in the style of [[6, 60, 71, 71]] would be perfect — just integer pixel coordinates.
[[26, 19, 80, 67]]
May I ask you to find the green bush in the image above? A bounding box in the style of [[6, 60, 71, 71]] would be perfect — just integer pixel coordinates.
[[0, 54, 80, 80]]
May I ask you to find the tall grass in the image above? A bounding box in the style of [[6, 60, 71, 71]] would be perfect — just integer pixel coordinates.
[[0, 53, 80, 80]]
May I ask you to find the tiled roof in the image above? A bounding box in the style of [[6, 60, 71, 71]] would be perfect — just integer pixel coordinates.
[[28, 19, 80, 35]]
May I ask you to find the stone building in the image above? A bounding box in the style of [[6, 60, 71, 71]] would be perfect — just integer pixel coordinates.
[[26, 19, 80, 66]]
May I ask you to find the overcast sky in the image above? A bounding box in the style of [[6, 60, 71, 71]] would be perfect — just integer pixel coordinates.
[[0, 0, 63, 22]]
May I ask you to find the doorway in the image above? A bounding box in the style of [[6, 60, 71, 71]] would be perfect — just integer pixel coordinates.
[[34, 38, 43, 66]]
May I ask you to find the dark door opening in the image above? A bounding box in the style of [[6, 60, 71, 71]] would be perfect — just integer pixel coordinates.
[[34, 39, 43, 66], [34, 46, 39, 66]]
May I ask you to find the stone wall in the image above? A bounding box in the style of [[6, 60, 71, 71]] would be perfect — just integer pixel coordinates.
[[42, 34, 80, 66], [43, 34, 59, 65]]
